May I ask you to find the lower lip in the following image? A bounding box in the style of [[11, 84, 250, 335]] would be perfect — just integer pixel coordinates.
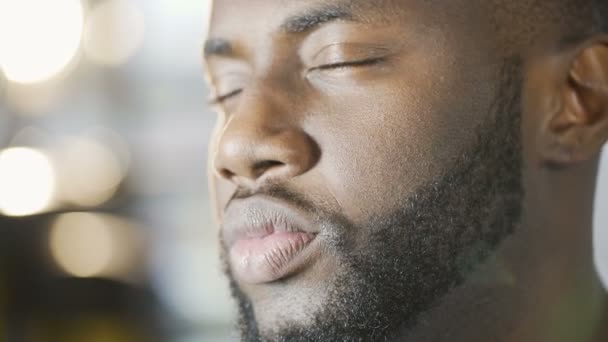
[[229, 231, 317, 284]]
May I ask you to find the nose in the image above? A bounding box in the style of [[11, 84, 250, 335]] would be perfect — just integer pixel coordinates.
[[213, 95, 319, 186]]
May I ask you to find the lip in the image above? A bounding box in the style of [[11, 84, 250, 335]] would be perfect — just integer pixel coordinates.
[[222, 197, 320, 284]]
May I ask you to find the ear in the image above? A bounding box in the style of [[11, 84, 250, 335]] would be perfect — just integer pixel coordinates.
[[537, 36, 608, 168]]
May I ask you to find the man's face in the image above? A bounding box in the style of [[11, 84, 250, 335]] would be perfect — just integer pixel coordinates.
[[206, 0, 524, 340]]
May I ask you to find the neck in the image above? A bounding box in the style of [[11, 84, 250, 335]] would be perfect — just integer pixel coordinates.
[[508, 160, 608, 342], [396, 159, 608, 342]]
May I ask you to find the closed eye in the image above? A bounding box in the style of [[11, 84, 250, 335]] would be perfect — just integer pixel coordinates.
[[208, 88, 243, 105], [209, 58, 385, 104], [312, 56, 386, 71]]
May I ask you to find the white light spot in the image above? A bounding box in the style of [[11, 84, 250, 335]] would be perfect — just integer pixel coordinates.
[[0, 147, 55, 216], [84, 0, 145, 66], [55, 137, 125, 207], [0, 0, 84, 84]]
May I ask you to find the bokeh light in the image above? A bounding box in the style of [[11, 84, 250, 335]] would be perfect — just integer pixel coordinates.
[[0, 147, 56, 216], [49, 213, 141, 279], [55, 137, 126, 207], [0, 0, 84, 84], [84, 0, 145, 66], [4, 81, 67, 116], [50, 213, 113, 278]]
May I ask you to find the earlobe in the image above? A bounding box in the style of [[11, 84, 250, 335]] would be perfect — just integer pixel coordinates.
[[540, 38, 608, 168]]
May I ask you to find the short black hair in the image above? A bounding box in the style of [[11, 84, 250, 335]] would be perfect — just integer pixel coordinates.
[[550, 0, 608, 47], [593, 0, 608, 32]]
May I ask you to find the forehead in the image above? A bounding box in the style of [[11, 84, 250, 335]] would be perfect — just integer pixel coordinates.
[[210, 0, 396, 24], [208, 0, 432, 39], [206, 0, 562, 58], [206, 0, 521, 47], [205, 0, 477, 65]]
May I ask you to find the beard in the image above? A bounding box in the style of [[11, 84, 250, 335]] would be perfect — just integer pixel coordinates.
[[221, 59, 524, 342]]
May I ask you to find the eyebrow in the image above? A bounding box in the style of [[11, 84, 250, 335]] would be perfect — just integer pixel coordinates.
[[204, 38, 232, 57], [204, 2, 357, 59], [279, 3, 355, 34]]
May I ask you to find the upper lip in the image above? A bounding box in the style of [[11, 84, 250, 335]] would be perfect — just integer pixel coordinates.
[[222, 196, 318, 248]]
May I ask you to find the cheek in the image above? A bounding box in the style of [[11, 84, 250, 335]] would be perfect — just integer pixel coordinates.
[[308, 101, 447, 222], [305, 70, 494, 223], [208, 115, 235, 223], [210, 176, 236, 224]]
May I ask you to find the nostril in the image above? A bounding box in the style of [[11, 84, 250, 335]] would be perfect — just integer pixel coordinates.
[[253, 160, 285, 178]]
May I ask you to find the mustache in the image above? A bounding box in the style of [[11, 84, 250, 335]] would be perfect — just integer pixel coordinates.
[[225, 183, 319, 214]]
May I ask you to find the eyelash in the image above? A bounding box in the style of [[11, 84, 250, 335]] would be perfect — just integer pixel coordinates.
[[311, 56, 386, 71], [209, 57, 386, 104], [208, 88, 243, 105]]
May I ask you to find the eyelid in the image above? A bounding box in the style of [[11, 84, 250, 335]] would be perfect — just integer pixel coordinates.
[[311, 56, 386, 72], [208, 88, 243, 105], [310, 43, 393, 67], [208, 71, 248, 104]]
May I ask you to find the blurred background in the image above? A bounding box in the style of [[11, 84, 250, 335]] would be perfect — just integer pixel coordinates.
[[0, 0, 234, 341], [0, 0, 606, 341]]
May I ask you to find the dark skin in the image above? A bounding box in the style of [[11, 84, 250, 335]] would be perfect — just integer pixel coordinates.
[[204, 0, 608, 341]]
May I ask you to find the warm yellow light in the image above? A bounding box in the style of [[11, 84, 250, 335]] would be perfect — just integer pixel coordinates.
[[84, 0, 145, 66], [50, 213, 114, 278], [0, 0, 84, 84], [49, 213, 141, 279], [0, 147, 55, 216]]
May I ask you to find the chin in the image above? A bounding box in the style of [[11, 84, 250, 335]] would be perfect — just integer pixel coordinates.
[[233, 249, 341, 331]]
